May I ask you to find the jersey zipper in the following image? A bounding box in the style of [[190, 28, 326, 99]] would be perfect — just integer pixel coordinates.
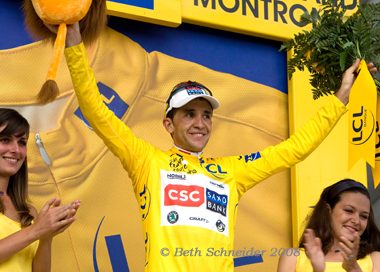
[[35, 133, 52, 166]]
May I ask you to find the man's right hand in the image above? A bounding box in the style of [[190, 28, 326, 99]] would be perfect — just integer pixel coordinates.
[[43, 22, 82, 48]]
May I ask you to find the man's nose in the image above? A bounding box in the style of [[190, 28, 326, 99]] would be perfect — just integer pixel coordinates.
[[193, 115, 205, 128]]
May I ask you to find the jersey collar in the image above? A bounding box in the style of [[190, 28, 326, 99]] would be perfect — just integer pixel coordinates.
[[173, 145, 203, 158]]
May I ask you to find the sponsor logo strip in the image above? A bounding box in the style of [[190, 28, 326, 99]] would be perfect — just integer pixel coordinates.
[[160, 170, 230, 236]]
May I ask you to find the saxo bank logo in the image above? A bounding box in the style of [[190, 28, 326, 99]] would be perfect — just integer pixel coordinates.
[[351, 105, 376, 145]]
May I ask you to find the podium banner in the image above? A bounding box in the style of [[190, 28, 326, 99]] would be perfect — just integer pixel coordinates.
[[348, 60, 377, 172], [374, 96, 380, 188]]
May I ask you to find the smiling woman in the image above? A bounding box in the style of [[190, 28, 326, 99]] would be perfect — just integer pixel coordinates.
[[277, 179, 380, 272], [0, 108, 80, 272], [0, 109, 31, 226]]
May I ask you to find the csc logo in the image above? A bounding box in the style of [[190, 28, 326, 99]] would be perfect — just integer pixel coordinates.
[[351, 106, 375, 145], [164, 185, 204, 207]]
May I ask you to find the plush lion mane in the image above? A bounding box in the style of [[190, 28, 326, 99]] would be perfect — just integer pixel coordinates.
[[23, 0, 107, 45], [22, 0, 107, 104]]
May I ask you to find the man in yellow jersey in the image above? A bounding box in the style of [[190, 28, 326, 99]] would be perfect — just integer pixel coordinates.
[[54, 22, 375, 271]]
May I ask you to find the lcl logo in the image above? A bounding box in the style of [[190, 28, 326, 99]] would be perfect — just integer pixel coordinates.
[[351, 105, 375, 145], [204, 163, 228, 179]]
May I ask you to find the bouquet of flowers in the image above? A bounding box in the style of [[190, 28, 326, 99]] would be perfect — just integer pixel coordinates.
[[281, 0, 380, 99]]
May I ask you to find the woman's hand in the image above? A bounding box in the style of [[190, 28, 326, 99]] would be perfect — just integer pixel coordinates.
[[31, 198, 80, 240], [340, 234, 362, 272], [304, 229, 325, 272]]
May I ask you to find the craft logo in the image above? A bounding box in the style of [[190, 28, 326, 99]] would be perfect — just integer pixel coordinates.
[[164, 184, 205, 207], [216, 219, 226, 232], [204, 163, 228, 179], [351, 106, 375, 145], [206, 189, 228, 216], [167, 211, 179, 224], [189, 216, 210, 224]]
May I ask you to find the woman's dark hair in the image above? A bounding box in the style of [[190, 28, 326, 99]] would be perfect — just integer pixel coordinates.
[[0, 108, 33, 227], [299, 178, 380, 259]]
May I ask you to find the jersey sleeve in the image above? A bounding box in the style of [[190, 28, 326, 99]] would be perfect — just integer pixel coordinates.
[[233, 95, 347, 195], [64, 43, 155, 183]]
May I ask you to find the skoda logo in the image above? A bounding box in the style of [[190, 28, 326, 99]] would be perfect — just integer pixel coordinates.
[[167, 211, 179, 224], [216, 220, 225, 232]]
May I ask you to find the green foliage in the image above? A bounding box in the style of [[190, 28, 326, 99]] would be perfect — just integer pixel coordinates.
[[281, 0, 380, 99]]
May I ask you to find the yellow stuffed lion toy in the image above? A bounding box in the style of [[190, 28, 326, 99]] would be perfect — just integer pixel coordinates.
[[23, 0, 107, 104]]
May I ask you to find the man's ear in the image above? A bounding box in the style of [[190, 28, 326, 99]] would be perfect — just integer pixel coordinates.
[[163, 118, 174, 134]]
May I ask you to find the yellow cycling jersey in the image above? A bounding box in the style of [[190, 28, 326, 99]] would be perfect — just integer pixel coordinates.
[[0, 214, 38, 272], [65, 43, 347, 271]]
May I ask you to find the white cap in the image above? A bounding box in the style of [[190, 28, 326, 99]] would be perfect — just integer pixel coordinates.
[[165, 81, 220, 115]]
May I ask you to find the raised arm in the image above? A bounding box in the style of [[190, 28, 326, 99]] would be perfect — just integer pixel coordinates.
[[236, 60, 377, 191], [60, 23, 155, 179]]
